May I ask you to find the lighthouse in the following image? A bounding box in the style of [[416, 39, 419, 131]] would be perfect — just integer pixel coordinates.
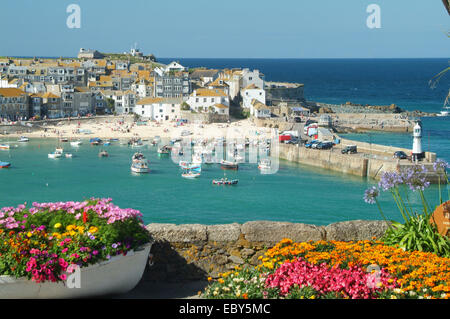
[[412, 120, 424, 162]]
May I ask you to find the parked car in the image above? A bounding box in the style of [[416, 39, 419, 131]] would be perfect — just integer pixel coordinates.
[[305, 140, 319, 148], [286, 137, 299, 144], [341, 145, 357, 154], [316, 141, 334, 150], [305, 119, 317, 126], [294, 117, 302, 123], [393, 151, 408, 159]]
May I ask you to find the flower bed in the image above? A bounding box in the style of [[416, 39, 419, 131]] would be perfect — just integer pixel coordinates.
[[0, 198, 152, 285], [202, 239, 450, 299]]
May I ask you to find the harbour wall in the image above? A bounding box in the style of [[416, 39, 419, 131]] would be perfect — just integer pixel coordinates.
[[142, 220, 390, 282], [278, 143, 443, 182]]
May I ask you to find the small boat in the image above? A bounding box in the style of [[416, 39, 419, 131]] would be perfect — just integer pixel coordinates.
[[65, 153, 73, 158], [212, 178, 238, 185], [182, 172, 201, 179], [48, 148, 63, 159], [70, 140, 82, 147], [437, 105, 450, 117], [258, 159, 271, 170], [157, 145, 171, 156], [99, 150, 109, 157], [17, 136, 29, 142], [220, 160, 239, 170], [131, 161, 150, 174], [0, 161, 11, 168], [60, 137, 69, 142], [90, 138, 103, 145], [0, 144, 10, 150], [132, 152, 148, 163]]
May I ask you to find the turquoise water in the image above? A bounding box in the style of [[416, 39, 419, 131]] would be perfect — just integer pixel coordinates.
[[0, 138, 444, 226]]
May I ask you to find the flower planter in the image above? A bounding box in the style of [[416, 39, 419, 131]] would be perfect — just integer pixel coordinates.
[[0, 242, 152, 299]]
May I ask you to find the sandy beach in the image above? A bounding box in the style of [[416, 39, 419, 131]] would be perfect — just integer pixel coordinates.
[[9, 116, 275, 142]]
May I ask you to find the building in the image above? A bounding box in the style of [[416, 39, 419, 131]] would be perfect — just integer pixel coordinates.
[[241, 84, 266, 110], [190, 69, 219, 86], [154, 72, 191, 99], [240, 69, 264, 90], [41, 92, 61, 118], [101, 90, 136, 115], [250, 99, 271, 118], [165, 61, 187, 73], [0, 88, 29, 120], [186, 89, 229, 115], [78, 48, 104, 59], [135, 97, 182, 121]]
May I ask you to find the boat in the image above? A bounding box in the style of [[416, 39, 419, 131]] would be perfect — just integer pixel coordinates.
[[131, 160, 150, 174], [220, 160, 239, 170], [48, 148, 63, 159], [90, 138, 103, 145], [59, 137, 69, 142], [212, 178, 238, 185], [128, 138, 143, 147], [179, 161, 201, 171], [65, 153, 73, 158], [258, 159, 271, 170], [0, 144, 10, 150], [17, 136, 29, 142], [438, 105, 450, 117], [70, 140, 82, 147], [157, 145, 171, 156], [99, 150, 109, 157], [182, 171, 201, 179], [0, 161, 11, 168]]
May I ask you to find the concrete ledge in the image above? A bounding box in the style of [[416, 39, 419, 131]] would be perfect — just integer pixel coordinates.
[[143, 220, 389, 282]]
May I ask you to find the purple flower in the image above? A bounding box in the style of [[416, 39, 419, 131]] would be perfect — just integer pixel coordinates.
[[378, 171, 404, 191], [364, 186, 380, 204], [112, 243, 118, 249], [433, 159, 450, 172], [401, 165, 430, 192]]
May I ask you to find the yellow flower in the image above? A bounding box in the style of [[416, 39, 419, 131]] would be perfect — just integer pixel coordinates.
[[54, 223, 62, 229], [88, 226, 98, 234], [66, 225, 76, 231], [26, 232, 32, 238]]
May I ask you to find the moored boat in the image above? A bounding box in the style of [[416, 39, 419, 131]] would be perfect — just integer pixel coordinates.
[[99, 150, 109, 157], [90, 138, 103, 145], [70, 140, 82, 147], [0, 161, 11, 168], [212, 178, 238, 185], [258, 159, 271, 170], [17, 136, 29, 142], [182, 172, 201, 179], [220, 160, 239, 170], [48, 148, 63, 159], [158, 145, 171, 156], [0, 144, 10, 150]]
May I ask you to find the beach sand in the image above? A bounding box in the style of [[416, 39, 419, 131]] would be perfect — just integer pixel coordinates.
[[11, 116, 275, 142]]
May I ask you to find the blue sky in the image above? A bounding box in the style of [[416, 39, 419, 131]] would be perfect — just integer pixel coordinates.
[[0, 0, 449, 58]]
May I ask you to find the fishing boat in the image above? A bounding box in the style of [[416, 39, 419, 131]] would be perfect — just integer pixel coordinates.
[[99, 150, 109, 157], [0, 144, 10, 150], [220, 160, 239, 170], [212, 178, 238, 185], [70, 140, 82, 147], [131, 160, 150, 174], [17, 136, 29, 142], [0, 161, 11, 168]]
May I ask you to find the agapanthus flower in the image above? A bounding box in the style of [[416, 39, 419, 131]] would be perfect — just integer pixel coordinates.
[[378, 171, 404, 191], [433, 159, 450, 172], [364, 186, 380, 204]]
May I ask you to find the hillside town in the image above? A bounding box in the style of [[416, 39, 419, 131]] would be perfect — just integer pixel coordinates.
[[0, 48, 306, 123]]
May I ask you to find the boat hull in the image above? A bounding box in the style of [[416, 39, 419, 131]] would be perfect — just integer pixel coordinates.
[[0, 243, 152, 299]]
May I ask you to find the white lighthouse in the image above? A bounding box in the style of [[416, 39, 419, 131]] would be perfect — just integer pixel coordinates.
[[412, 121, 424, 162]]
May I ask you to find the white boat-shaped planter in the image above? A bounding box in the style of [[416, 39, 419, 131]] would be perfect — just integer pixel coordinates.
[[0, 243, 152, 299]]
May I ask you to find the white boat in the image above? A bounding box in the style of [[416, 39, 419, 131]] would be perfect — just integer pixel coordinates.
[[17, 136, 29, 142], [65, 153, 73, 158], [0, 144, 10, 150], [182, 172, 201, 179], [131, 161, 150, 174], [70, 140, 82, 147], [438, 106, 449, 117], [258, 159, 271, 170], [0, 243, 152, 299], [48, 148, 63, 159]]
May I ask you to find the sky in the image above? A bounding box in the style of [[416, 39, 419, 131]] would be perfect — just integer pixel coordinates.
[[0, 0, 449, 59]]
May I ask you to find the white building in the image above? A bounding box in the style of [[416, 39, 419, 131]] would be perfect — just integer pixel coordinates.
[[186, 89, 229, 115], [241, 68, 264, 90], [135, 97, 182, 121], [101, 90, 136, 114], [241, 84, 265, 109], [250, 99, 271, 118], [165, 61, 186, 73]]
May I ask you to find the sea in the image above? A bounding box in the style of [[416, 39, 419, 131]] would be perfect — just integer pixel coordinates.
[[1, 58, 449, 226]]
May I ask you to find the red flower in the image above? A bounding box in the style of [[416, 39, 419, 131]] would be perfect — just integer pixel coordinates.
[[82, 211, 88, 223]]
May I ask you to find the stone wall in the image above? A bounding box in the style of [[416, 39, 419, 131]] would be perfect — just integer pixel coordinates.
[[142, 220, 390, 282], [180, 111, 229, 124]]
